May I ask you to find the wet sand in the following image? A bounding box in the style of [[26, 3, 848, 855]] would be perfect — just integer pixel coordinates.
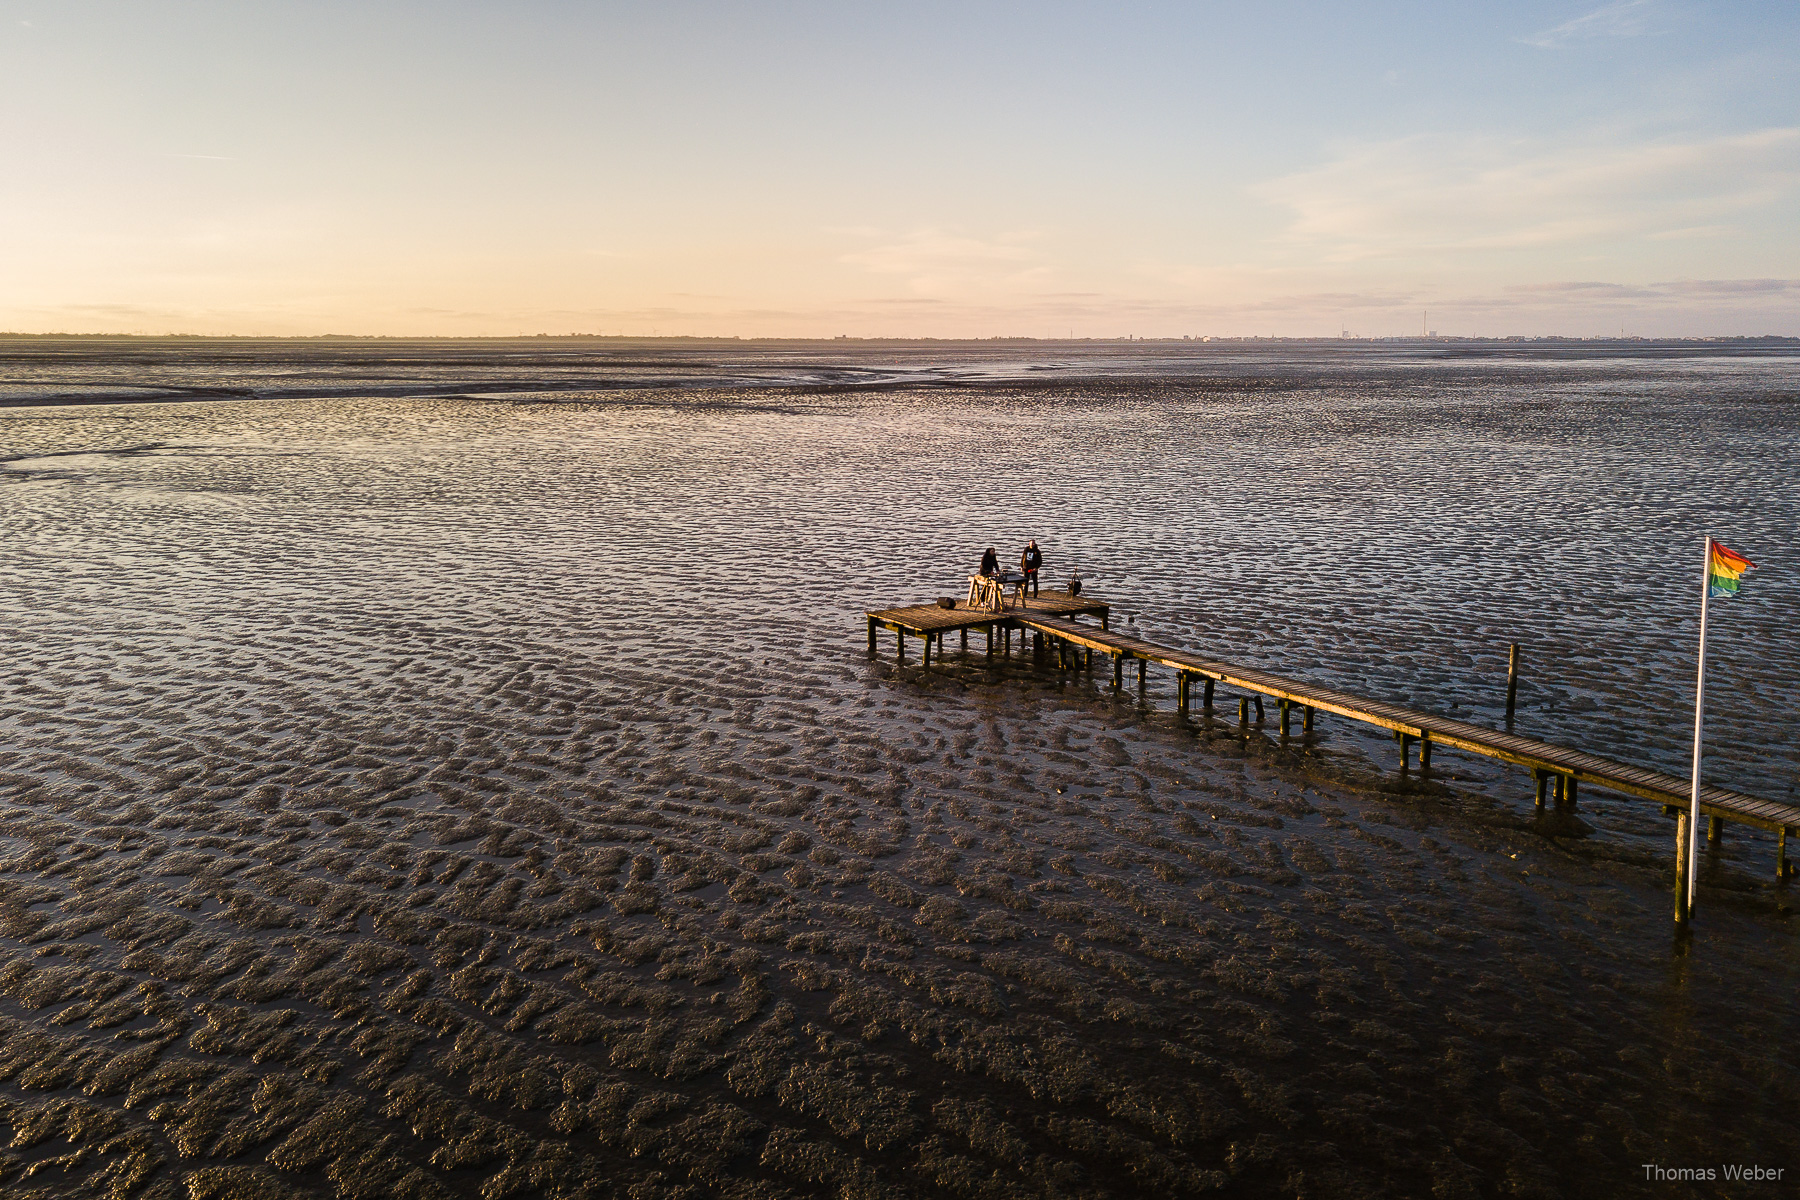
[[0, 341, 1795, 1198]]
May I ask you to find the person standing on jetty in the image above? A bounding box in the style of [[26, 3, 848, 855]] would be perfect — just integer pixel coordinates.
[[1020, 540, 1042, 598], [979, 546, 1000, 577]]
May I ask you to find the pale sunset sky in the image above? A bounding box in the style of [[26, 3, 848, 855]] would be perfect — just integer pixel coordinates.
[[4, 1, 1797, 338]]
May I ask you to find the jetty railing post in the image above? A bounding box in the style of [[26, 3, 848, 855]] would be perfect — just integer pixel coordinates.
[[1506, 642, 1521, 721], [1674, 809, 1693, 925]]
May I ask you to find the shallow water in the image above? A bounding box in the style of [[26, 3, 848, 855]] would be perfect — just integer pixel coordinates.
[[0, 339, 1795, 1199]]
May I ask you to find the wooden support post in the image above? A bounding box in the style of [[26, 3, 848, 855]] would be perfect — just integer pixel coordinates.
[[1253, 696, 1264, 723], [1084, 648, 1092, 670], [1203, 679, 1214, 710], [1303, 705, 1314, 731], [1397, 731, 1412, 770], [986, 625, 993, 657], [1534, 770, 1548, 809], [923, 633, 933, 667], [1419, 734, 1432, 771], [1112, 654, 1123, 690], [1674, 809, 1692, 925], [961, 628, 968, 651], [1779, 827, 1793, 882], [896, 628, 905, 662], [1101, 612, 1109, 631], [1137, 659, 1146, 690], [1278, 700, 1290, 737], [1506, 642, 1521, 721], [868, 617, 877, 654], [1238, 698, 1249, 724], [1706, 815, 1722, 845], [1564, 775, 1576, 810], [1178, 672, 1189, 715]]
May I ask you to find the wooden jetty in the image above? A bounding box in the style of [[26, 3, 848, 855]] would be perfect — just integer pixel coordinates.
[[866, 590, 1800, 911]]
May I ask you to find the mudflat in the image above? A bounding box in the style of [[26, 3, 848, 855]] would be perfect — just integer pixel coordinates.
[[0, 338, 1795, 1198]]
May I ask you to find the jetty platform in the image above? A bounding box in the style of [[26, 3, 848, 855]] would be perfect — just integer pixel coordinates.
[[866, 591, 1799, 892]]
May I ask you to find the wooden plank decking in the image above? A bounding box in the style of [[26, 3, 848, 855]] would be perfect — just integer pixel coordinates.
[[1015, 613, 1799, 838], [864, 593, 1799, 859]]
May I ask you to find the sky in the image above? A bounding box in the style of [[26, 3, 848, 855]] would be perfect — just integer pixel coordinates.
[[3, 0, 1798, 338]]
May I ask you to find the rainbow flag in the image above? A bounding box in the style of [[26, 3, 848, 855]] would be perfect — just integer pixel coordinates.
[[1707, 540, 1754, 598]]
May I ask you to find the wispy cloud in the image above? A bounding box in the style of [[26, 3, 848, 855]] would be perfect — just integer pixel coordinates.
[[1255, 127, 1800, 260], [1521, 0, 1659, 49]]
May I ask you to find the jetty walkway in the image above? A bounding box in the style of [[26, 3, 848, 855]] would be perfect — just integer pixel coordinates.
[[867, 590, 1799, 894]]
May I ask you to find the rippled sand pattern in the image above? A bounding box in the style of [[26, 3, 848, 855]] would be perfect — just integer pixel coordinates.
[[0, 345, 1796, 1199]]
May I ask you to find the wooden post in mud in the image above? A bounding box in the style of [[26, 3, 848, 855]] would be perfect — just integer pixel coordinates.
[[896, 628, 905, 662], [1137, 659, 1146, 690], [1563, 775, 1577, 810], [1112, 654, 1124, 689], [1278, 699, 1290, 737], [1534, 770, 1548, 810], [1419, 734, 1432, 771], [1177, 672, 1190, 715], [1203, 678, 1214, 710], [1303, 705, 1314, 731], [1778, 827, 1792, 881], [961, 628, 968, 651], [1674, 809, 1693, 925], [868, 617, 877, 654], [1253, 696, 1264, 723], [1397, 731, 1412, 770], [986, 624, 994, 657], [923, 633, 933, 667], [1238, 698, 1249, 724], [1506, 642, 1521, 720]]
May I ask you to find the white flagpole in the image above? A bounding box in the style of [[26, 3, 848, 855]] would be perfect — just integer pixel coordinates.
[[1687, 536, 1712, 915]]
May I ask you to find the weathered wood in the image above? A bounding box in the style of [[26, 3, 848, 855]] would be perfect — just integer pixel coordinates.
[[1178, 671, 1190, 714], [1707, 815, 1722, 845], [1112, 654, 1123, 689], [1204, 678, 1214, 709], [868, 617, 877, 654], [1303, 704, 1314, 731], [1535, 770, 1548, 809], [1675, 810, 1692, 925], [1279, 699, 1291, 737], [1238, 698, 1249, 724], [1419, 733, 1432, 771], [1506, 642, 1521, 720]]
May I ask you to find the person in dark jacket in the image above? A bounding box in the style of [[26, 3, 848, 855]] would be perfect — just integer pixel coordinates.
[[979, 547, 999, 577], [1019, 540, 1043, 597]]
